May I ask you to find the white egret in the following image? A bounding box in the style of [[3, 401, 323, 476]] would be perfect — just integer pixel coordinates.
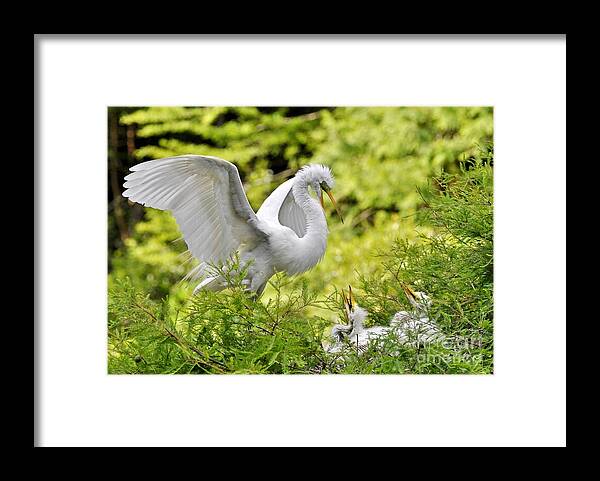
[[390, 283, 443, 345], [326, 285, 444, 355], [122, 155, 343, 296], [327, 323, 354, 354]]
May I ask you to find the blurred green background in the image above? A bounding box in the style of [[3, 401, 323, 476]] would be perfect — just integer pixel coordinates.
[[108, 106, 493, 318]]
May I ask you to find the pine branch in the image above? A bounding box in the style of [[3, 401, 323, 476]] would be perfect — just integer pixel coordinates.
[[132, 301, 227, 373]]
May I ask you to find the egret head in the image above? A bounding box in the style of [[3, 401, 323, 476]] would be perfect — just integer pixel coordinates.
[[342, 285, 368, 327], [401, 283, 432, 313], [331, 323, 353, 342], [298, 164, 343, 223]]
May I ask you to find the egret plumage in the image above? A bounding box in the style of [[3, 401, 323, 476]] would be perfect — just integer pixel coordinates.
[[122, 155, 343, 296]]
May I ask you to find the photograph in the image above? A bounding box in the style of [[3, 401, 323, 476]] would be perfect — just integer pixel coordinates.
[[107, 106, 494, 374]]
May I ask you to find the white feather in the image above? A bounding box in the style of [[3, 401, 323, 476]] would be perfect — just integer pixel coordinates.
[[123, 155, 264, 275], [256, 178, 308, 238]]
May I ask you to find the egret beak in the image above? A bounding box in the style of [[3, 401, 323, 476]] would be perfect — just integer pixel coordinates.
[[348, 285, 355, 310], [342, 288, 352, 321], [321, 186, 344, 223], [401, 282, 417, 302]]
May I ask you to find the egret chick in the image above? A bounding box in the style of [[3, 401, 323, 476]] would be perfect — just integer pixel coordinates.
[[326, 286, 393, 355], [388, 283, 443, 345], [325, 323, 354, 354]]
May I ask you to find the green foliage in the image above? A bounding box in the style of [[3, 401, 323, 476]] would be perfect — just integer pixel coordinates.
[[120, 107, 327, 209], [349, 147, 494, 373], [109, 272, 332, 374], [108, 130, 494, 374], [109, 209, 190, 310], [313, 107, 492, 214]]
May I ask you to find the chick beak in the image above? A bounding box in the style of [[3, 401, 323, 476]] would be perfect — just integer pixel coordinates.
[[322, 187, 344, 223], [401, 283, 417, 302], [342, 289, 351, 322]]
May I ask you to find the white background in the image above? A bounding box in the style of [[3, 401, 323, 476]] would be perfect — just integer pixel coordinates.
[[36, 35, 566, 447]]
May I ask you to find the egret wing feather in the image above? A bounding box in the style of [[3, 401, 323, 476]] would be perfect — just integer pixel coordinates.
[[279, 188, 307, 238], [256, 177, 307, 238], [123, 155, 265, 278]]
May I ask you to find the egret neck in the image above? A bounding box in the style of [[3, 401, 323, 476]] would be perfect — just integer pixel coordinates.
[[288, 169, 329, 271]]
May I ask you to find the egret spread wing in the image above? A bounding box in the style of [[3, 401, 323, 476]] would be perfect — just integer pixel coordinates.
[[123, 155, 265, 276], [256, 178, 307, 238]]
